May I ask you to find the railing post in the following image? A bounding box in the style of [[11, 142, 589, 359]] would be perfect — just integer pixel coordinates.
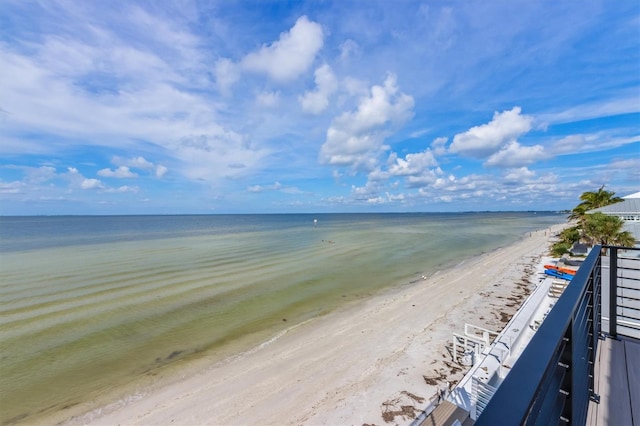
[[609, 247, 617, 338], [589, 257, 601, 403]]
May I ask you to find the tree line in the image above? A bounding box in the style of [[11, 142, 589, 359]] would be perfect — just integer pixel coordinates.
[[551, 185, 636, 257]]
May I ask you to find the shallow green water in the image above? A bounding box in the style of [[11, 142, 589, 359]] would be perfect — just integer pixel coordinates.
[[0, 213, 563, 424]]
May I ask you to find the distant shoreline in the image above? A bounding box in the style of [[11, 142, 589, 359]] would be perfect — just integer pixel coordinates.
[[0, 210, 565, 218]]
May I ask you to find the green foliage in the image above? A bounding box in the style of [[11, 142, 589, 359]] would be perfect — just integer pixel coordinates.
[[578, 185, 623, 210], [559, 226, 580, 245], [582, 212, 635, 247], [550, 242, 572, 257], [582, 213, 619, 245], [557, 187, 635, 254], [568, 205, 586, 222], [615, 231, 637, 248], [569, 185, 623, 225]]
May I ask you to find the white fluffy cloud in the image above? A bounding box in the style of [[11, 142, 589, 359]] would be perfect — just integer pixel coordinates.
[[366, 149, 440, 187], [351, 149, 440, 201], [0, 11, 266, 188], [173, 131, 269, 182], [485, 141, 545, 167], [256, 91, 280, 107], [155, 165, 168, 178], [243, 16, 322, 81], [406, 168, 445, 188], [25, 166, 57, 183], [106, 185, 139, 193], [80, 179, 103, 190], [247, 181, 304, 194], [113, 156, 154, 170], [449, 107, 533, 158], [64, 166, 142, 193], [248, 182, 282, 193], [319, 74, 414, 171], [339, 39, 359, 60], [214, 58, 240, 92], [112, 156, 168, 178], [504, 167, 536, 182], [351, 180, 387, 202], [387, 150, 438, 176], [217, 16, 323, 87], [98, 166, 138, 178], [299, 64, 338, 114], [431, 137, 448, 156], [66, 167, 104, 190], [0, 181, 25, 194]]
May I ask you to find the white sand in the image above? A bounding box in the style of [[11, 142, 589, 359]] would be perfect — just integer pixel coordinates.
[[66, 225, 564, 426]]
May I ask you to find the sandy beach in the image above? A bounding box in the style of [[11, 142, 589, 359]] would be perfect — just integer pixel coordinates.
[[62, 224, 564, 426]]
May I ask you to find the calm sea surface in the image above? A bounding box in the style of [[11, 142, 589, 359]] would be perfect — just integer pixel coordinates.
[[0, 213, 563, 424]]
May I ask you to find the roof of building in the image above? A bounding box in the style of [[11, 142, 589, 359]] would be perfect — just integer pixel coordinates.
[[589, 198, 640, 215], [623, 192, 640, 199], [570, 242, 590, 255]]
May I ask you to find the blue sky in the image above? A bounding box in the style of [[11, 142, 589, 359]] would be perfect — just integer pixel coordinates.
[[1, 0, 638, 215]]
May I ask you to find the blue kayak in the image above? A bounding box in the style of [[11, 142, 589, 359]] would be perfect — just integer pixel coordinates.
[[544, 269, 573, 281]]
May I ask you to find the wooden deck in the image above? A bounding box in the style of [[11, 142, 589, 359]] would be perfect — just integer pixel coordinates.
[[419, 401, 473, 426], [587, 336, 640, 425]]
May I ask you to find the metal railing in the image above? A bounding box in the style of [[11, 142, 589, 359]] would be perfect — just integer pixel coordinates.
[[475, 245, 640, 425], [607, 246, 640, 339]]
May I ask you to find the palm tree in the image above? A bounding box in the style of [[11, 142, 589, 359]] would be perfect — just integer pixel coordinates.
[[582, 213, 635, 247], [553, 187, 633, 255], [568, 204, 587, 223], [576, 185, 623, 213]]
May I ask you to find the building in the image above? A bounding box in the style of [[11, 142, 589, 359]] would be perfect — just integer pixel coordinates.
[[588, 191, 640, 244]]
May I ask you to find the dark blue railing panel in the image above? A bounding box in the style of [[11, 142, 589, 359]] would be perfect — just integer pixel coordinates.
[[476, 245, 640, 425], [610, 247, 619, 337], [476, 246, 602, 426], [609, 246, 640, 339], [536, 363, 567, 423], [571, 289, 592, 426]]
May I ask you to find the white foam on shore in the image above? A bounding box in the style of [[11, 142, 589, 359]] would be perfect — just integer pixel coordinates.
[[68, 392, 147, 425], [222, 318, 316, 363]]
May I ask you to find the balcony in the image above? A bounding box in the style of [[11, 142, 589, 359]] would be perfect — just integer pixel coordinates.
[[475, 245, 640, 425]]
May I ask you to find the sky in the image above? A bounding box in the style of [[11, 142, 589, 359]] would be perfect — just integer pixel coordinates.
[[1, 0, 639, 215]]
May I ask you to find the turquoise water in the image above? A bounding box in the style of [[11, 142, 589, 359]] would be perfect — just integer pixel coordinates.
[[0, 213, 563, 424]]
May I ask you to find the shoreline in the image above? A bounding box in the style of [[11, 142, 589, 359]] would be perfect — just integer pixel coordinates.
[[57, 224, 564, 425]]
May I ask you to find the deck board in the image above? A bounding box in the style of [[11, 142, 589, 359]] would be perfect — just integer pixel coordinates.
[[607, 339, 633, 426], [586, 337, 602, 426], [420, 401, 470, 426], [587, 336, 640, 426], [625, 339, 640, 425]]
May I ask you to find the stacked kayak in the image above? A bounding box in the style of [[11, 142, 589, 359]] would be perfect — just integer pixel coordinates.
[[544, 264, 576, 281], [544, 264, 577, 275]]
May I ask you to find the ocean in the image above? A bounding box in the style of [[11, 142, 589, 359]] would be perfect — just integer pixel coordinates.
[[0, 213, 564, 424]]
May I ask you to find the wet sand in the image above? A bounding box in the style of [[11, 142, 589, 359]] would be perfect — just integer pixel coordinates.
[[63, 225, 564, 426]]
